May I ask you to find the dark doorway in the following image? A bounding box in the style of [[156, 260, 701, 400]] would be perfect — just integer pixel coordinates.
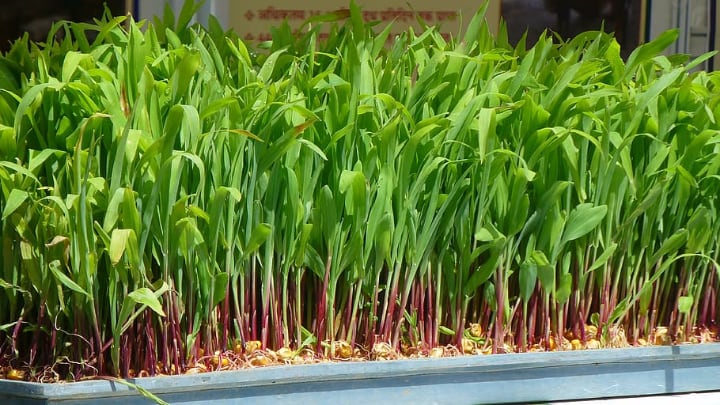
[[502, 0, 641, 56], [0, 0, 126, 52]]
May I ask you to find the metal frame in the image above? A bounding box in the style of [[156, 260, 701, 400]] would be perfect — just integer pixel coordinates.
[[645, 0, 718, 70]]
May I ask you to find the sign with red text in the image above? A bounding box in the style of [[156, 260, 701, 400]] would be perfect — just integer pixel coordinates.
[[230, 1, 501, 43]]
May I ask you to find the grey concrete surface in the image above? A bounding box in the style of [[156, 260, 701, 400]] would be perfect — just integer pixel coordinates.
[[554, 391, 720, 404]]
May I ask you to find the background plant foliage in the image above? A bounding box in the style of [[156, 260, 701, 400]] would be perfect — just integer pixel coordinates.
[[1, 1, 719, 379]]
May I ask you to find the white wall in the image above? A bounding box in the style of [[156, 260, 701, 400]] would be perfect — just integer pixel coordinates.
[[646, 0, 716, 69], [135, 0, 229, 28]]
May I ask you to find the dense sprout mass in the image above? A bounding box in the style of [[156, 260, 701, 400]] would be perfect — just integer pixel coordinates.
[[0, 2, 720, 381]]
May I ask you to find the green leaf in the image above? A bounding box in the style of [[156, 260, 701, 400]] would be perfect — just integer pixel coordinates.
[[560, 203, 607, 245], [61, 51, 90, 82], [474, 227, 494, 242], [687, 206, 711, 253], [318, 186, 337, 243], [258, 49, 285, 83], [464, 249, 500, 296], [624, 29, 679, 79], [519, 258, 537, 302], [28, 148, 64, 174], [297, 138, 327, 160], [678, 296, 693, 314], [608, 298, 629, 325], [245, 223, 272, 257], [484, 282, 497, 312], [109, 229, 133, 265], [556, 273, 573, 304], [685, 50, 718, 70], [49, 260, 89, 297], [175, 0, 203, 31], [102, 378, 169, 405], [477, 108, 496, 162], [225, 38, 252, 66], [128, 287, 166, 317], [176, 217, 205, 253], [2, 189, 28, 220], [649, 229, 688, 265], [212, 273, 229, 307], [373, 212, 393, 261], [532, 251, 554, 293], [517, 181, 571, 244], [622, 182, 665, 228], [505, 167, 532, 236], [588, 242, 618, 272], [171, 51, 201, 101], [339, 170, 366, 216], [339, 232, 363, 274], [639, 283, 653, 314], [117, 283, 170, 336], [462, 1, 491, 48]]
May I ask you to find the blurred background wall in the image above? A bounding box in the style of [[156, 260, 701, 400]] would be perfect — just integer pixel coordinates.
[[0, 0, 717, 70], [0, 0, 125, 51]]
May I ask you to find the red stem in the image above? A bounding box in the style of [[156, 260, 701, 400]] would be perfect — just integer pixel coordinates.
[[316, 254, 331, 349], [493, 267, 505, 353], [528, 290, 537, 345], [427, 268, 435, 347]]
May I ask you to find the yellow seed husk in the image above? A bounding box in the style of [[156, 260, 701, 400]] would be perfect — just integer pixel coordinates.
[[185, 366, 206, 375], [675, 328, 686, 343], [265, 350, 279, 362], [371, 342, 395, 360], [571, 339, 582, 350], [208, 350, 230, 368], [585, 339, 601, 349], [461, 338, 477, 354], [210, 350, 220, 367], [6, 368, 25, 381], [469, 323, 482, 338], [608, 327, 629, 348], [333, 340, 353, 359], [249, 354, 272, 367], [429, 347, 444, 358], [548, 336, 557, 351], [276, 347, 295, 361], [585, 325, 598, 339], [654, 327, 671, 346], [245, 340, 262, 353], [400, 342, 417, 356]]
